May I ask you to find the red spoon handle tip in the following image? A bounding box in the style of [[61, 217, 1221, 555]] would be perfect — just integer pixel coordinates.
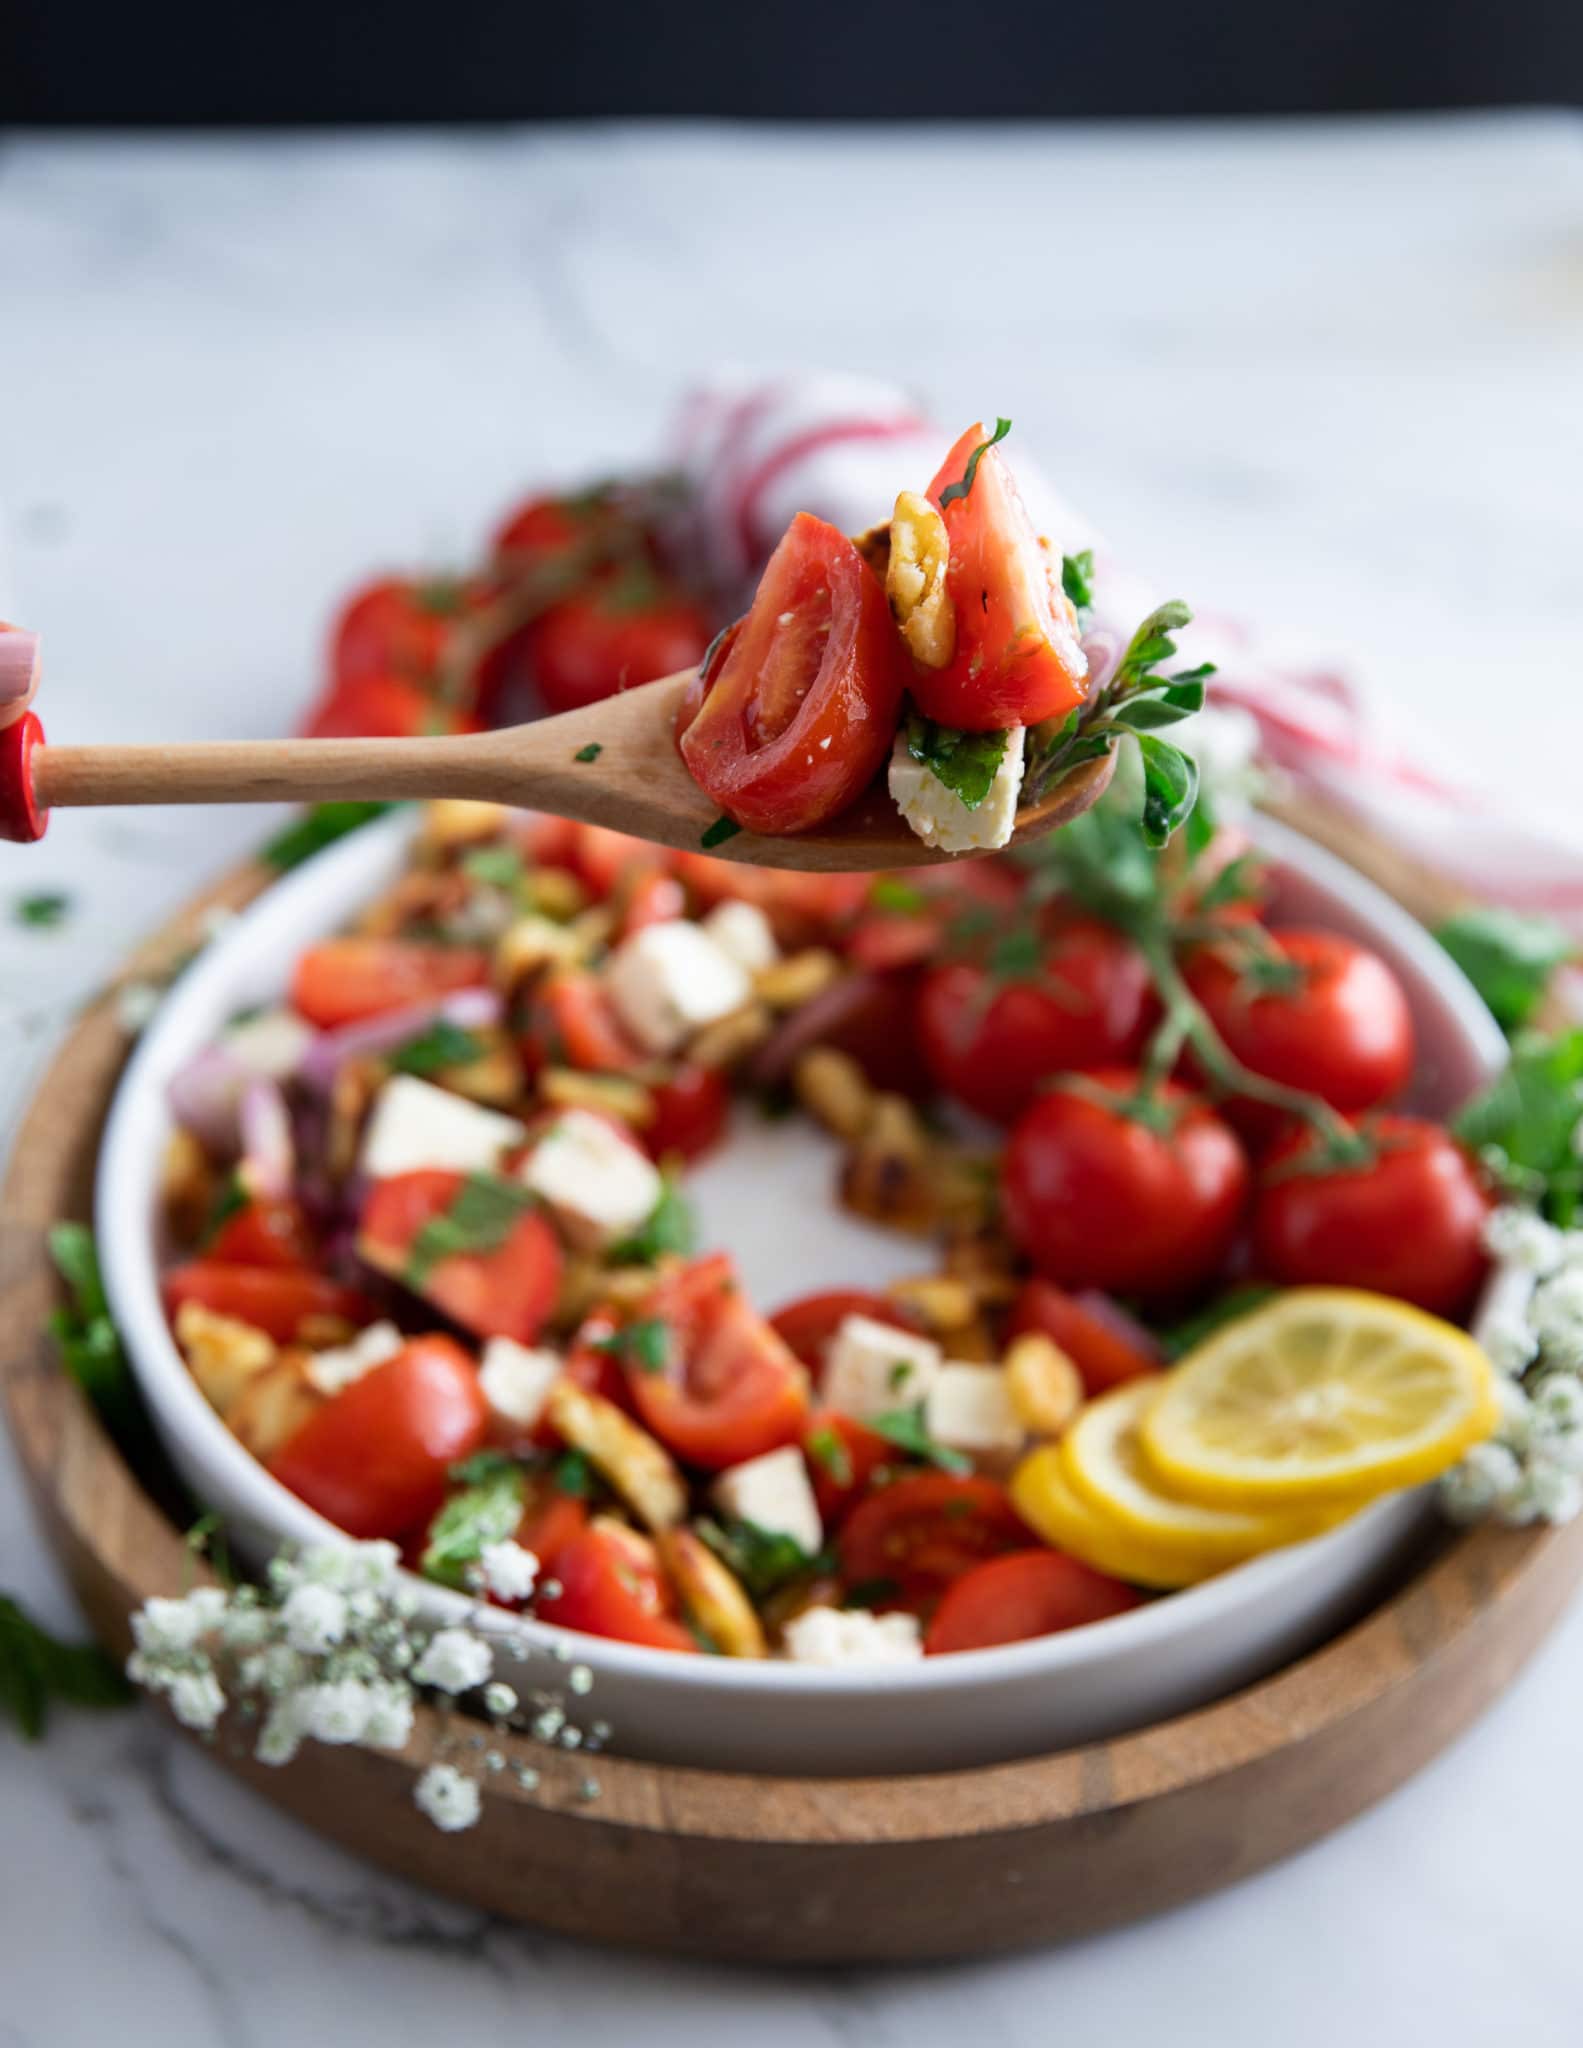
[[0, 711, 48, 842]]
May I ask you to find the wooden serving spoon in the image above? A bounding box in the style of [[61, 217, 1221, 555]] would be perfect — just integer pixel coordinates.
[[4, 670, 1114, 870]]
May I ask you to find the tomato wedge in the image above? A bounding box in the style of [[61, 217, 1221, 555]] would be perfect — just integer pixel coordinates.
[[625, 1254, 810, 1470], [206, 1195, 315, 1271], [1007, 1279, 1164, 1397], [644, 1065, 731, 1164], [270, 1335, 489, 1539], [676, 512, 905, 835], [802, 1408, 893, 1526], [923, 1550, 1143, 1654], [162, 1261, 374, 1343], [359, 1170, 562, 1345], [839, 1473, 1030, 1608], [535, 1521, 697, 1652], [520, 970, 647, 1076], [290, 938, 489, 1030], [907, 423, 1088, 732]]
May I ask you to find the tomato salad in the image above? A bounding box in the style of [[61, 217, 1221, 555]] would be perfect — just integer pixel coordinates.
[[157, 777, 1497, 1667]]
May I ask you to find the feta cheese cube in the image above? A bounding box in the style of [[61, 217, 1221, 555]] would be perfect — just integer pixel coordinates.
[[924, 1363, 1026, 1469], [782, 1606, 923, 1667], [520, 1107, 663, 1250], [712, 1446, 823, 1555], [604, 921, 752, 1056], [479, 1336, 563, 1432], [822, 1314, 942, 1421], [358, 1074, 525, 1181], [702, 899, 779, 974], [304, 1320, 404, 1397], [223, 1007, 316, 1079], [887, 725, 1027, 853]]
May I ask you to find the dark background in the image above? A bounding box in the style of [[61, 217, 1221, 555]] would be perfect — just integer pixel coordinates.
[[3, 0, 1582, 122]]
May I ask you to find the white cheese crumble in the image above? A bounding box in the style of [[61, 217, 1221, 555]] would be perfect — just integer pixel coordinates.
[[305, 1319, 405, 1397], [924, 1362, 1026, 1468], [822, 1314, 942, 1421], [887, 725, 1026, 853], [604, 921, 752, 1056], [358, 1074, 525, 1181], [782, 1605, 923, 1668], [223, 1007, 317, 1078], [520, 1106, 663, 1249], [478, 1335, 563, 1432], [712, 1446, 823, 1556], [701, 898, 779, 973]]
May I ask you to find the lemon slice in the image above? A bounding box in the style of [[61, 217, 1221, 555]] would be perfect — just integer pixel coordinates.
[[1140, 1287, 1500, 1510], [1062, 1379, 1336, 1572], [1010, 1445, 1212, 1591]]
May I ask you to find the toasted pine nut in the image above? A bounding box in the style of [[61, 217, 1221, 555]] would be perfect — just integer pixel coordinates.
[[539, 1068, 656, 1128], [688, 1003, 772, 1071], [793, 1047, 875, 1141], [886, 1274, 979, 1334], [886, 491, 956, 669], [546, 1380, 688, 1531], [755, 949, 841, 1011]]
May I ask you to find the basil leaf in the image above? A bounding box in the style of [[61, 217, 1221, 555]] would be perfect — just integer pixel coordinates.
[[1136, 735, 1200, 849], [420, 1461, 527, 1589], [1436, 909, 1575, 1037], [1110, 679, 1208, 732], [262, 802, 393, 872], [405, 1174, 537, 1287], [608, 1180, 697, 1266], [553, 1449, 595, 1497], [46, 1225, 151, 1452], [15, 892, 70, 929], [805, 1425, 852, 1486], [1061, 549, 1095, 610], [1454, 1028, 1583, 1220], [389, 1020, 485, 1077], [696, 1518, 825, 1601], [591, 1316, 672, 1374], [906, 714, 1011, 811], [866, 1404, 972, 1475], [937, 418, 1012, 508], [1157, 1285, 1276, 1362], [0, 1594, 131, 1740]]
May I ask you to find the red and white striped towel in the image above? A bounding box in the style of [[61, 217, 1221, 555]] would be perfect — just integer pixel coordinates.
[[672, 375, 1583, 928]]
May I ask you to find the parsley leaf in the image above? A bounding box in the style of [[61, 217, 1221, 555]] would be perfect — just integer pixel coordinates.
[[905, 713, 1011, 811], [866, 1404, 971, 1474], [389, 1019, 485, 1077], [842, 1577, 901, 1611], [805, 1425, 852, 1487], [608, 1180, 697, 1266], [405, 1174, 537, 1287], [1455, 1028, 1583, 1223], [461, 845, 524, 889], [262, 802, 393, 871], [1061, 549, 1096, 611], [1136, 735, 1200, 850], [420, 1460, 527, 1589], [868, 877, 928, 916], [15, 891, 70, 929], [700, 814, 741, 850], [696, 1519, 826, 1601], [553, 1449, 595, 1497], [1436, 909, 1575, 1037], [574, 742, 603, 764], [591, 1316, 672, 1374], [0, 1593, 132, 1741], [47, 1225, 150, 1451], [937, 418, 1012, 508]]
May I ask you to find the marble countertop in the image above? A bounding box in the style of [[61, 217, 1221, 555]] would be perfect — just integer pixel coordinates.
[[3, 114, 1582, 2045]]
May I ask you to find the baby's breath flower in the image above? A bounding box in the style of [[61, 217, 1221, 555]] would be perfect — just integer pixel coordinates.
[[1531, 1371, 1583, 1447], [412, 1628, 493, 1696], [167, 1667, 227, 1732], [1494, 1378, 1535, 1452], [297, 1678, 375, 1745], [1483, 1207, 1566, 1275], [281, 1582, 349, 1655], [255, 1704, 303, 1767], [221, 1602, 274, 1653], [567, 1664, 593, 1697], [1440, 1441, 1525, 1524], [1499, 1458, 1583, 1527], [479, 1540, 539, 1604], [132, 1595, 208, 1660], [362, 1682, 416, 1752], [1529, 1271, 1583, 1370], [483, 1681, 518, 1719], [414, 1762, 482, 1833], [183, 1587, 229, 1633]]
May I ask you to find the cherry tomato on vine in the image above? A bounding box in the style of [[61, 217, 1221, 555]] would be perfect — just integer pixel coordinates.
[[493, 491, 604, 564], [839, 1473, 1030, 1609], [526, 573, 713, 714], [923, 1549, 1142, 1655], [301, 674, 475, 741], [1002, 1071, 1251, 1300], [1183, 927, 1414, 1140], [1252, 1116, 1491, 1318], [919, 914, 1158, 1124], [676, 512, 906, 835], [905, 422, 1089, 733], [331, 576, 476, 687]]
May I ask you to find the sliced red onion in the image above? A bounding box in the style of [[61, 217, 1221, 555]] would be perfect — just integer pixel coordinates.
[[299, 988, 504, 1092], [239, 1079, 295, 1201], [748, 975, 885, 1092], [167, 1043, 255, 1155]]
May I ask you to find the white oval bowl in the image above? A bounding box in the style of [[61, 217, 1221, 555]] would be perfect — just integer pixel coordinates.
[[98, 810, 1506, 1775]]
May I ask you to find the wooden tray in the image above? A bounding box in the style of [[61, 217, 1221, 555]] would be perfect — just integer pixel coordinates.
[[4, 800, 1581, 1966]]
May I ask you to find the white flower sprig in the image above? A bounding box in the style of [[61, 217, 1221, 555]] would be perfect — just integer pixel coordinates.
[[1441, 1207, 1583, 1528], [127, 1537, 603, 1832]]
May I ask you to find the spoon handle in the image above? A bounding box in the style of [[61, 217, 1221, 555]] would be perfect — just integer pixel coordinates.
[[32, 732, 512, 810]]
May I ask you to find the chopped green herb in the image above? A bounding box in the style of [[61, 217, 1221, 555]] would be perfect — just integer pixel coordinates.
[[449, 1449, 520, 1487], [987, 925, 1044, 982], [592, 1316, 673, 1374], [1061, 549, 1096, 612], [700, 814, 742, 850], [574, 742, 603, 764], [609, 1179, 697, 1266], [262, 801, 393, 871], [47, 1225, 150, 1452], [1455, 1028, 1583, 1223], [887, 1360, 916, 1393], [462, 845, 525, 889], [201, 1172, 250, 1247], [1158, 1285, 1276, 1361], [405, 1174, 537, 1287], [15, 891, 70, 929], [867, 877, 928, 916], [696, 1518, 826, 1601], [905, 712, 1011, 811], [841, 1578, 901, 1611], [866, 1404, 971, 1474], [420, 1460, 527, 1589], [553, 1449, 595, 1497], [937, 418, 1012, 509], [389, 1019, 486, 1077], [1436, 908, 1575, 1037], [0, 1593, 133, 1741], [805, 1426, 852, 1487]]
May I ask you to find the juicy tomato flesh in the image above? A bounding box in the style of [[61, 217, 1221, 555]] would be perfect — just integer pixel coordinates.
[[270, 1336, 489, 1541], [206, 1195, 314, 1271], [839, 1473, 1031, 1608], [625, 1255, 810, 1470], [906, 424, 1089, 733], [162, 1262, 375, 1344], [359, 1170, 563, 1346], [522, 970, 647, 1076], [644, 1065, 731, 1165], [290, 938, 488, 1030], [534, 1523, 697, 1652], [332, 576, 471, 687], [802, 1407, 894, 1526], [1008, 1278, 1163, 1397], [676, 512, 905, 835], [923, 1549, 1143, 1655]]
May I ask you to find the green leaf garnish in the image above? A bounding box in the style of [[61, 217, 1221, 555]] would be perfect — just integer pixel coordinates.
[[1136, 735, 1200, 850], [905, 713, 1011, 811], [389, 1019, 486, 1077], [46, 1225, 150, 1450], [805, 1426, 852, 1486], [867, 877, 929, 916], [696, 1518, 826, 1601], [263, 802, 393, 871], [865, 1404, 971, 1474], [591, 1316, 673, 1374], [553, 1449, 595, 1497], [0, 1593, 133, 1741], [700, 814, 742, 850], [937, 418, 1012, 509], [201, 1172, 250, 1247], [841, 1578, 901, 1611], [404, 1174, 537, 1287], [15, 892, 70, 929], [420, 1459, 527, 1589], [608, 1179, 697, 1266], [1455, 1028, 1583, 1223], [1435, 909, 1575, 1037], [1157, 1285, 1277, 1361], [574, 742, 603, 764], [462, 845, 525, 889], [1061, 549, 1096, 611]]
